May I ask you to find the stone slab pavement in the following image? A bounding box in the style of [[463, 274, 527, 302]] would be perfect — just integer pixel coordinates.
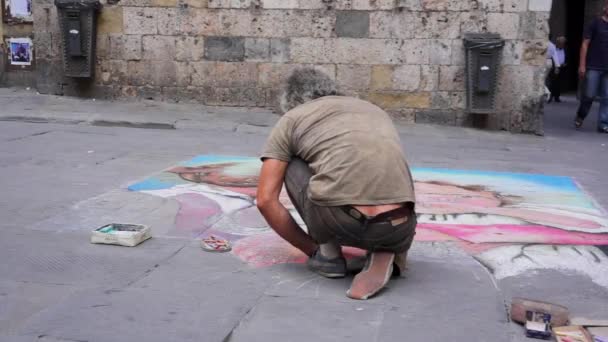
[[0, 88, 607, 341]]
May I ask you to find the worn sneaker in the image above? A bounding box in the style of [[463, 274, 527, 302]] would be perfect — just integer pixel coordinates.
[[307, 249, 347, 278]]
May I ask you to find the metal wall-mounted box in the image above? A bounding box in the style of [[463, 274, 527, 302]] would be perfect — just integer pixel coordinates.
[[55, 0, 101, 78], [464, 33, 505, 114]]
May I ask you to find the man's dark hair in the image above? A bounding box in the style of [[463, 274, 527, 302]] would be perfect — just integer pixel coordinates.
[[280, 68, 338, 113]]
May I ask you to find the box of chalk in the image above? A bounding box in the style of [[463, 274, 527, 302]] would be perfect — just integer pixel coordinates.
[[91, 223, 151, 247]]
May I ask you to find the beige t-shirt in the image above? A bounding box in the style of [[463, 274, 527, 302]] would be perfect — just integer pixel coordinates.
[[261, 96, 415, 207]]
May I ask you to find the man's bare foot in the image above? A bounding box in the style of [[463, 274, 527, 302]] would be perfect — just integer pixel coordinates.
[[347, 252, 395, 300]]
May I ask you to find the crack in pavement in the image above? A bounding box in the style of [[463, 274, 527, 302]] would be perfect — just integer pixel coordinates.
[[6, 130, 52, 142]]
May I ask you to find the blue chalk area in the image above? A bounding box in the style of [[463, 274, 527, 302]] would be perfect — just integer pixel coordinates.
[[411, 167, 578, 192], [178, 155, 257, 167], [128, 178, 175, 191]]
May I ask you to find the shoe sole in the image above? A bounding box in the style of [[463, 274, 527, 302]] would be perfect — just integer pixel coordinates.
[[315, 271, 346, 279]]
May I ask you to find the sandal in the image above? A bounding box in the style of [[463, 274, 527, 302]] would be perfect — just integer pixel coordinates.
[[201, 235, 232, 253], [574, 117, 584, 129]]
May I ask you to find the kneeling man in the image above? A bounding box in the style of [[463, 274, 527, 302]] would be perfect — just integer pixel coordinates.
[[257, 68, 417, 300]]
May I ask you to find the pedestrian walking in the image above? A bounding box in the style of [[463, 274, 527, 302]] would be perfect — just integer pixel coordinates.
[[575, 1, 608, 133], [546, 36, 567, 103]]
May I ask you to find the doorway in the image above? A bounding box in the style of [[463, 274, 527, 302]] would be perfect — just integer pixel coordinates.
[[549, 0, 586, 91]]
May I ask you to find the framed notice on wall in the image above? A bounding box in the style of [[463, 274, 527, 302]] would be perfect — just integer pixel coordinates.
[[4, 37, 34, 70], [2, 0, 33, 23]]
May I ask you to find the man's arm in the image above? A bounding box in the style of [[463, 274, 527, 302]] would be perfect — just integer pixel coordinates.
[[579, 38, 590, 79], [257, 159, 317, 257]]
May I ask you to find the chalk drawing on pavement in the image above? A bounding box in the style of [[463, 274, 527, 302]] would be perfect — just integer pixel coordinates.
[[128, 155, 608, 283]]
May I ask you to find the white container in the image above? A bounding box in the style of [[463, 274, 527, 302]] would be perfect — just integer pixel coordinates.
[[91, 223, 151, 247]]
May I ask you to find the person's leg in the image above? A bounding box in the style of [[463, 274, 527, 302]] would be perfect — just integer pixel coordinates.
[[577, 70, 601, 126], [598, 71, 608, 132], [284, 158, 346, 277], [344, 206, 417, 300], [554, 68, 563, 102]]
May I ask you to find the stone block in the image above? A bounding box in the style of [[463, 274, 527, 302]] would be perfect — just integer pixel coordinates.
[[369, 11, 415, 39], [153, 0, 178, 6], [204, 37, 245, 62], [415, 12, 461, 39], [257, 63, 336, 87], [297, 0, 326, 10], [261, 0, 298, 9], [438, 65, 465, 91], [533, 12, 550, 39], [127, 61, 177, 86], [335, 0, 395, 10], [432, 91, 465, 110], [270, 38, 290, 62], [502, 40, 523, 65], [522, 40, 547, 66], [207, 0, 231, 8], [311, 11, 335, 38], [370, 65, 393, 90], [176, 36, 205, 61], [219, 10, 253, 36], [337, 64, 371, 90], [34, 32, 53, 59], [403, 39, 430, 65], [176, 62, 193, 86], [97, 6, 124, 34], [421, 0, 474, 11], [328, 38, 403, 64], [108, 34, 125, 60], [460, 11, 488, 35], [420, 65, 439, 92], [214, 62, 258, 87], [495, 65, 538, 112], [415, 110, 457, 125], [529, 0, 552, 12], [451, 39, 465, 65], [487, 12, 520, 40], [245, 38, 270, 61], [157, 8, 179, 35], [429, 39, 452, 65], [387, 109, 416, 124], [366, 92, 431, 109], [392, 65, 421, 91], [180, 9, 220, 36], [122, 35, 142, 61], [478, 0, 527, 12], [290, 38, 331, 63], [178, 0, 209, 8], [190, 61, 215, 86], [96, 34, 110, 59], [142, 35, 176, 60], [124, 7, 158, 35], [336, 11, 370, 38]]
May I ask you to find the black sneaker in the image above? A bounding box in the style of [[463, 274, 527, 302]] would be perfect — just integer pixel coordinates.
[[307, 249, 346, 278], [598, 126, 608, 134]]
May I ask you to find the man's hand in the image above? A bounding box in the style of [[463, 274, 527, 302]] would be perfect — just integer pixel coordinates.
[[257, 159, 317, 256], [579, 64, 586, 79]]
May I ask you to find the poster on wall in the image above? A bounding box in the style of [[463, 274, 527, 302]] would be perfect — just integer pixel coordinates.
[[2, 0, 33, 23], [8, 37, 32, 66]]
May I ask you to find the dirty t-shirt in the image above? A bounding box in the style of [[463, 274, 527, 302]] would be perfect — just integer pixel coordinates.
[[261, 96, 415, 207], [584, 18, 608, 70]]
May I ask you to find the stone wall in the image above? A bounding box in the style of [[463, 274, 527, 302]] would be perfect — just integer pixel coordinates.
[[32, 0, 552, 132]]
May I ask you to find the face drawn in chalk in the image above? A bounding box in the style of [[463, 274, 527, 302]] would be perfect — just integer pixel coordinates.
[[129, 156, 608, 270]]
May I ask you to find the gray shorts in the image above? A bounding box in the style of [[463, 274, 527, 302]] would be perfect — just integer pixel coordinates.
[[284, 158, 416, 254]]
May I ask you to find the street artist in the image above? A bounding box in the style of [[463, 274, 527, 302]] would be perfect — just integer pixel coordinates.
[[256, 68, 417, 300]]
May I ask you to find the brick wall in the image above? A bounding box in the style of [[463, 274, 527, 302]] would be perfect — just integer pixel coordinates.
[[32, 0, 552, 132]]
